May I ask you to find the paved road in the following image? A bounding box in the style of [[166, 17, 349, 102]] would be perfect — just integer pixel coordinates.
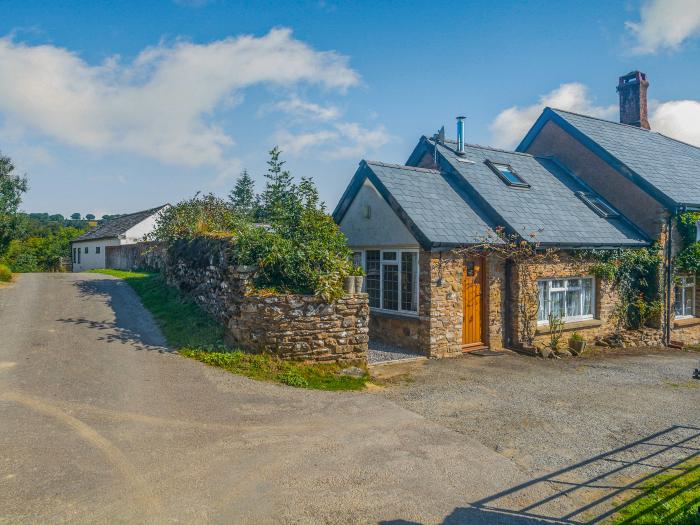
[[0, 273, 540, 524]]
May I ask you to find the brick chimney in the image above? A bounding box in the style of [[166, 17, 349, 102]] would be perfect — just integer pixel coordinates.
[[617, 71, 650, 129]]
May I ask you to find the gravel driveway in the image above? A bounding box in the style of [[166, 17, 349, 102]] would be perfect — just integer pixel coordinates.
[[375, 349, 700, 475]]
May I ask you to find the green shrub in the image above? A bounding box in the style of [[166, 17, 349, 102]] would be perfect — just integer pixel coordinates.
[[150, 193, 244, 244], [234, 210, 351, 300], [152, 148, 352, 301], [0, 263, 11, 282], [0, 225, 84, 272]]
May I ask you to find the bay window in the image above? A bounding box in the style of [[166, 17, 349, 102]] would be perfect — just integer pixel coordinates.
[[362, 249, 418, 314], [674, 275, 695, 319], [537, 277, 594, 324]]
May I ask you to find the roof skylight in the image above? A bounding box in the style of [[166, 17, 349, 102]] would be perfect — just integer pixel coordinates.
[[485, 160, 530, 188], [576, 192, 619, 218]]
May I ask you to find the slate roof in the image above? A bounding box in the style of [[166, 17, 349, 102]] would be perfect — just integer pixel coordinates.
[[333, 161, 501, 248], [72, 205, 168, 242], [518, 107, 700, 208], [406, 138, 649, 247]]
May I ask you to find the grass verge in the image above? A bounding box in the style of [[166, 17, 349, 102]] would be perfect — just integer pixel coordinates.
[[89, 269, 367, 390], [611, 458, 700, 525]]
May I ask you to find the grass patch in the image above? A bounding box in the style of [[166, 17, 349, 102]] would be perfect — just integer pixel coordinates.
[[89, 269, 367, 390], [611, 458, 700, 525], [179, 349, 367, 391]]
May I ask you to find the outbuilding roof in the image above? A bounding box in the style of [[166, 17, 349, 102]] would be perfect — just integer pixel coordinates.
[[518, 107, 700, 208], [418, 137, 649, 247], [72, 205, 168, 242], [333, 160, 501, 249]]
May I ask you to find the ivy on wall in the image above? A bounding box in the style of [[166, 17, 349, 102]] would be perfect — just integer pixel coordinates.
[[674, 211, 700, 274], [581, 247, 662, 330]]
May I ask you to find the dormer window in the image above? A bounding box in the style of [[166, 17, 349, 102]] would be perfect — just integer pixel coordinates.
[[485, 160, 530, 188], [576, 192, 619, 218]]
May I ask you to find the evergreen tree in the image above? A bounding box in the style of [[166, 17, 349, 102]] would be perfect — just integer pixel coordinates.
[[260, 147, 297, 223], [298, 176, 323, 211], [229, 169, 258, 219]]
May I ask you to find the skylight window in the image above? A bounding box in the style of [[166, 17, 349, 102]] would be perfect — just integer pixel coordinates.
[[576, 192, 619, 218], [485, 160, 530, 188]]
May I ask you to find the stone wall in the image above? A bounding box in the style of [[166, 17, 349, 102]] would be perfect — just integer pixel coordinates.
[[368, 250, 505, 358], [163, 237, 368, 363], [511, 255, 624, 349], [369, 314, 424, 353]]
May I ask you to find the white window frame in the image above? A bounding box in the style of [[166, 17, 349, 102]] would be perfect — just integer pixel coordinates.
[[356, 248, 419, 317], [674, 275, 695, 319], [537, 276, 595, 325]]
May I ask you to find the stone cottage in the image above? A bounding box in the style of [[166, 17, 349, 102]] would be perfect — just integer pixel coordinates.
[[518, 71, 700, 346], [333, 137, 648, 358], [333, 70, 700, 357]]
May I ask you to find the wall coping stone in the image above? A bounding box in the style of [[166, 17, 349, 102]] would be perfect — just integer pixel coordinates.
[[535, 318, 603, 335]]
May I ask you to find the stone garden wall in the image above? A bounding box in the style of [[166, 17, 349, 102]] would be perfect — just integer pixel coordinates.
[[162, 237, 368, 363]]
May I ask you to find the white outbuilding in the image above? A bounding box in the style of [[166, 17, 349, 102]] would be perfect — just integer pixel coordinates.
[[70, 205, 168, 271]]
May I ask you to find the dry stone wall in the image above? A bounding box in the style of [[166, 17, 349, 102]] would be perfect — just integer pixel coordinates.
[[163, 238, 368, 363]]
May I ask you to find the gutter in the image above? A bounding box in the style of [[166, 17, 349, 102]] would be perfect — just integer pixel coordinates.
[[664, 212, 674, 346]]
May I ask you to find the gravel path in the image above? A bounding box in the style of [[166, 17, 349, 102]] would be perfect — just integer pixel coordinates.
[[368, 339, 426, 365], [374, 350, 700, 521], [375, 349, 700, 476]]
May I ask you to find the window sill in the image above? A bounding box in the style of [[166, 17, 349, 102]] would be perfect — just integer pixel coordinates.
[[673, 317, 700, 328], [370, 309, 420, 321], [536, 319, 602, 335]]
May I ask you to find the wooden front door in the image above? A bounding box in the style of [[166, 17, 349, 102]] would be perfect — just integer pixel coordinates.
[[462, 258, 483, 347]]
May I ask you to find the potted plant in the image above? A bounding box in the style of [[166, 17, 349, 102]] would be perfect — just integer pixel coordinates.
[[569, 331, 587, 355], [352, 266, 365, 292]]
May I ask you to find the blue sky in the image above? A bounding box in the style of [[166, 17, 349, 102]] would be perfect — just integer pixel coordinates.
[[1, 0, 699, 217]]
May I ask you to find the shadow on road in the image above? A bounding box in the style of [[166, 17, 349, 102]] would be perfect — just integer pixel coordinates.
[[56, 277, 168, 352], [383, 425, 700, 524]]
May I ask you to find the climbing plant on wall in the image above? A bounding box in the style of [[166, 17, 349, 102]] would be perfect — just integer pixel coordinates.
[[583, 247, 662, 330], [674, 211, 700, 274]]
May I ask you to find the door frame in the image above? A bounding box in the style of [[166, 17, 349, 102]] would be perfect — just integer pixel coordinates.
[[462, 256, 486, 350]]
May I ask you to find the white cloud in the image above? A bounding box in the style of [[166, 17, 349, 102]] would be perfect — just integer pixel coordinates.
[[275, 122, 391, 159], [650, 100, 700, 145], [325, 122, 391, 160], [266, 96, 341, 121], [275, 129, 339, 155], [489, 83, 616, 149], [490, 82, 700, 150], [0, 28, 360, 174], [626, 0, 700, 54]]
